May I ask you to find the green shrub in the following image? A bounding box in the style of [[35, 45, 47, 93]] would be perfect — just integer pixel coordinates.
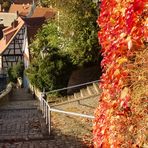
[[8, 62, 24, 83], [26, 49, 73, 94]]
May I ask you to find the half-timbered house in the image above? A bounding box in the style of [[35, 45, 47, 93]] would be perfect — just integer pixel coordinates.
[[9, 3, 56, 42], [0, 12, 18, 40], [0, 17, 25, 72], [8, 3, 56, 88]]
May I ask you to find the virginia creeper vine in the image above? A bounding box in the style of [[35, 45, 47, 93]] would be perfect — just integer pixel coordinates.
[[93, 0, 147, 147]]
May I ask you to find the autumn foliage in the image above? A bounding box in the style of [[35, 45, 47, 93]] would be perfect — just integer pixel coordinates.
[[93, 0, 147, 147]]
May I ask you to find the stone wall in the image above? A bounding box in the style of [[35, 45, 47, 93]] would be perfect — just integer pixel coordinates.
[[0, 83, 12, 105], [29, 83, 41, 100], [67, 65, 101, 94]]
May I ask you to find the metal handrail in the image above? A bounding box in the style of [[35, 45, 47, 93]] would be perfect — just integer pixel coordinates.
[[39, 96, 95, 135], [50, 108, 94, 119], [47, 79, 100, 93]]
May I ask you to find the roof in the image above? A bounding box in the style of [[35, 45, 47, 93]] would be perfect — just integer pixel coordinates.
[[9, 4, 56, 19], [12, 0, 38, 4], [0, 17, 24, 54], [9, 4, 56, 43], [9, 4, 31, 17], [24, 17, 45, 43], [0, 13, 18, 27], [31, 7, 56, 19]]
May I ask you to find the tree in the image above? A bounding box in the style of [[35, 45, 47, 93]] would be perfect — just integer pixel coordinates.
[[40, 0, 100, 66], [8, 61, 24, 83], [29, 21, 63, 56], [27, 0, 101, 93], [0, 0, 11, 12], [93, 0, 147, 147], [26, 21, 73, 92], [26, 49, 73, 92]]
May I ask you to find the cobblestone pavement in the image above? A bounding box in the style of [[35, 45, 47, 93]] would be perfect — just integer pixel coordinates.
[[0, 88, 85, 148]]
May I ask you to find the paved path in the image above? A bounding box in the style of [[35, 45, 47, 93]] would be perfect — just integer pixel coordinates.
[[0, 88, 85, 148]]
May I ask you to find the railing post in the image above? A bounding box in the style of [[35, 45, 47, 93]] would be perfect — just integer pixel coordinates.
[[43, 100, 44, 115], [44, 100, 46, 118], [43, 100, 45, 118], [40, 98, 42, 111], [42, 100, 43, 113], [46, 104, 48, 124], [45, 102, 47, 124], [41, 97, 43, 112], [48, 106, 51, 135], [42, 99, 44, 112], [40, 97, 42, 111]]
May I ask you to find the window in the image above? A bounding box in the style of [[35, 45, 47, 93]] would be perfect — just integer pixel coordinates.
[[6, 56, 16, 62]]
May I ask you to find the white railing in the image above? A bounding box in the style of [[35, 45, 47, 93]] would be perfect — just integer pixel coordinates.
[[46, 79, 100, 93], [39, 95, 95, 135]]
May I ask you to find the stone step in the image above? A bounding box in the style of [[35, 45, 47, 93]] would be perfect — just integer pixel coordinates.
[[80, 88, 90, 98], [74, 92, 81, 99], [49, 84, 101, 106], [11, 88, 33, 101], [86, 86, 93, 95], [0, 136, 83, 148], [87, 84, 99, 95], [92, 83, 100, 93], [0, 140, 55, 148], [0, 108, 49, 141], [67, 95, 74, 101], [0, 100, 38, 109], [0, 108, 39, 118]]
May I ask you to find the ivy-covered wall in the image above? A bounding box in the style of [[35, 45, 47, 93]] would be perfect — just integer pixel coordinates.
[[93, 0, 147, 147]]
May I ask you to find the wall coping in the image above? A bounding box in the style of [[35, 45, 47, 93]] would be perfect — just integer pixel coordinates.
[[0, 83, 12, 102]]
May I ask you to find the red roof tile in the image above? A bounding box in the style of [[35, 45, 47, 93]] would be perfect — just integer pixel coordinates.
[[9, 4, 56, 19], [9, 4, 31, 17], [0, 17, 24, 54], [12, 0, 38, 4], [9, 4, 56, 43], [31, 7, 56, 19]]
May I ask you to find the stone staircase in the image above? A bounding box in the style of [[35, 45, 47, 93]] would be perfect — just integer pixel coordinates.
[[49, 83, 100, 147], [0, 88, 87, 147], [0, 88, 49, 141], [48, 82, 100, 107]]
